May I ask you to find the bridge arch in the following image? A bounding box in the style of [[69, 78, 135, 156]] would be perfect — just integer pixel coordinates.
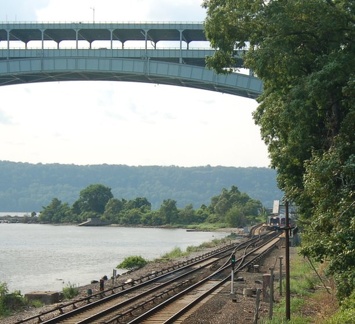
[[0, 57, 262, 99]]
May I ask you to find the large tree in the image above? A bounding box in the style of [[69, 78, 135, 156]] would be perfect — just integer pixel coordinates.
[[203, 0, 355, 298], [159, 199, 179, 224], [74, 184, 113, 215]]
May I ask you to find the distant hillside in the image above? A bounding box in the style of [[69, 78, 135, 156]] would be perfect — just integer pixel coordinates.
[[0, 161, 283, 211]]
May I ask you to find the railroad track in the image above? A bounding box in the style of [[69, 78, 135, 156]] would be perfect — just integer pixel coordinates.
[[17, 225, 275, 324], [126, 232, 279, 323]]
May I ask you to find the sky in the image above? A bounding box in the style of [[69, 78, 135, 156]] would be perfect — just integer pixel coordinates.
[[0, 0, 270, 168]]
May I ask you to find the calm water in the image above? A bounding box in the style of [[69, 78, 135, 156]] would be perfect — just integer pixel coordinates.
[[0, 224, 230, 294]]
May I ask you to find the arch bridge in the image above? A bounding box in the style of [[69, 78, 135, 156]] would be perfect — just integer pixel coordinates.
[[0, 22, 262, 99]]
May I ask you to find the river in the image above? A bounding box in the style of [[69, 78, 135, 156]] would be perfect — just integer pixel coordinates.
[[0, 223, 231, 294]]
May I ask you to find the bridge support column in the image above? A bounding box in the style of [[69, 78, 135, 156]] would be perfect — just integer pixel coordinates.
[[6, 29, 10, 59], [179, 30, 183, 64], [110, 29, 113, 49], [144, 30, 148, 52], [41, 29, 45, 50], [75, 29, 79, 50]]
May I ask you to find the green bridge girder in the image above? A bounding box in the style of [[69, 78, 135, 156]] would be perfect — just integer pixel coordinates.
[[0, 22, 263, 99]]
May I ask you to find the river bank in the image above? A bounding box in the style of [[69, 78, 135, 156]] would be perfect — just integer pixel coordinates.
[[2, 234, 239, 324]]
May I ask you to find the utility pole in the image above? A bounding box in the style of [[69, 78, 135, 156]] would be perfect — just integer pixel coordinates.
[[231, 254, 236, 294], [285, 200, 291, 320], [269, 267, 274, 319], [90, 7, 95, 23], [279, 256, 283, 296]]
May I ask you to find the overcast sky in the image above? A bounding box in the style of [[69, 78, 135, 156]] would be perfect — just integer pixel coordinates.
[[0, 0, 270, 167]]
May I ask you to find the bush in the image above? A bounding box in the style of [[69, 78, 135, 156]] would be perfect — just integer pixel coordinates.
[[117, 256, 148, 270], [62, 282, 79, 300], [0, 282, 27, 317]]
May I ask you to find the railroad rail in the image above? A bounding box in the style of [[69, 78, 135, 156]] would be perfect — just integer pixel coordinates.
[[126, 232, 279, 323], [17, 225, 274, 324]]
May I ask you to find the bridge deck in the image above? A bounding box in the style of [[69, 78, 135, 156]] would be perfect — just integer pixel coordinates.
[[0, 22, 207, 47]]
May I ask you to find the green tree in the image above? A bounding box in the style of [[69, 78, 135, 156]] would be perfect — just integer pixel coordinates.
[[208, 186, 261, 224], [125, 197, 151, 212], [74, 184, 113, 215], [120, 208, 142, 225], [159, 199, 178, 224], [203, 0, 354, 200], [225, 205, 247, 228], [203, 0, 355, 298], [178, 204, 196, 225], [151, 211, 166, 226], [103, 198, 124, 223], [301, 137, 355, 299], [210, 188, 232, 221], [39, 198, 72, 223], [195, 204, 210, 223], [140, 211, 155, 225]]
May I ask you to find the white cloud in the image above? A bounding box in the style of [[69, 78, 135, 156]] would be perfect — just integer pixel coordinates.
[[35, 0, 206, 22], [1, 0, 47, 22]]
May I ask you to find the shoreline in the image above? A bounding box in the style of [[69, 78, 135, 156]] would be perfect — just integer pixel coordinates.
[[3, 236, 241, 323], [1, 221, 248, 238]]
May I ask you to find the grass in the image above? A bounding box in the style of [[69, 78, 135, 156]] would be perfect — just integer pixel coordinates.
[[155, 234, 236, 262], [185, 222, 230, 231], [158, 247, 188, 260], [260, 249, 339, 324]]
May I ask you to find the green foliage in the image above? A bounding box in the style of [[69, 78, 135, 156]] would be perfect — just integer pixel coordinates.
[[37, 183, 263, 227], [125, 197, 151, 212], [159, 247, 187, 260], [225, 205, 247, 227], [185, 245, 201, 253], [0, 282, 27, 317], [300, 137, 355, 299], [120, 208, 143, 225], [158, 199, 178, 224], [74, 184, 113, 215], [325, 291, 355, 324], [0, 282, 9, 316], [117, 256, 148, 270], [209, 186, 262, 226], [39, 198, 72, 223], [185, 222, 228, 231], [102, 198, 124, 223], [158, 237, 232, 262], [29, 299, 44, 308], [203, 0, 355, 300], [62, 282, 79, 300]]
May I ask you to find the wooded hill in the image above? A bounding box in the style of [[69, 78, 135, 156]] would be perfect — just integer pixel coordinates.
[[0, 161, 282, 212]]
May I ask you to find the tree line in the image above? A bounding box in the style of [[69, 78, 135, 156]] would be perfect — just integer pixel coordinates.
[[0, 161, 282, 211], [38, 184, 264, 228]]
